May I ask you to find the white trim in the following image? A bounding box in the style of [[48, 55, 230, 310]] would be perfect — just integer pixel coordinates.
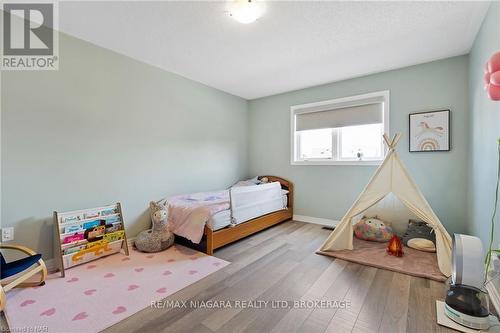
[[290, 90, 389, 114], [45, 258, 57, 273], [293, 214, 339, 227], [127, 237, 135, 249], [290, 90, 390, 166], [291, 160, 382, 166]]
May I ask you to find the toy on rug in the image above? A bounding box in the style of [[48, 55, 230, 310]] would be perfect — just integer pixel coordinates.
[[387, 235, 404, 257], [401, 220, 436, 252], [353, 216, 393, 242], [134, 201, 174, 253], [407, 238, 436, 252]]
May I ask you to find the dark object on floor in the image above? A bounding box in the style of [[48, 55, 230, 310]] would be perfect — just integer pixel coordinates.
[[446, 284, 489, 317], [322, 226, 336, 231], [445, 284, 491, 330], [175, 234, 208, 253], [401, 220, 436, 245]]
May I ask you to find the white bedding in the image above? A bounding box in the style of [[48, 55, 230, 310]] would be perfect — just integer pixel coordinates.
[[207, 191, 288, 231], [231, 182, 285, 224], [206, 210, 231, 231], [163, 180, 290, 241]]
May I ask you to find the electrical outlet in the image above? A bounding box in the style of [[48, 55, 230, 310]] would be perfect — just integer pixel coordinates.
[[1, 227, 14, 242]]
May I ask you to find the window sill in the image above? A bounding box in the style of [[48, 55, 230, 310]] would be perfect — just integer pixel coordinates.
[[291, 160, 382, 166]]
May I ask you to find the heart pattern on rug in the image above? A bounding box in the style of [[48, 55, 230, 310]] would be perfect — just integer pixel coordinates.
[[5, 245, 229, 333], [20, 300, 36, 307], [72, 312, 88, 321], [127, 284, 139, 291], [40, 308, 56, 317], [83, 289, 97, 296], [112, 306, 126, 314]]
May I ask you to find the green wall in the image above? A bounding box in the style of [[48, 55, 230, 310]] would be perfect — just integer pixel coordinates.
[[3, 5, 498, 260], [1, 33, 248, 259], [248, 56, 469, 234], [468, 2, 500, 247]]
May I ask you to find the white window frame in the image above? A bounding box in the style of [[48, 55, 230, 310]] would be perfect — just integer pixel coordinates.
[[290, 90, 390, 166]]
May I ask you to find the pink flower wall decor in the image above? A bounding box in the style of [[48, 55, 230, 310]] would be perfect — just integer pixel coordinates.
[[484, 51, 500, 101]]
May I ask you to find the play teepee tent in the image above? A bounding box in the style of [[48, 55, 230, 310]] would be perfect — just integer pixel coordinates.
[[319, 133, 453, 277]]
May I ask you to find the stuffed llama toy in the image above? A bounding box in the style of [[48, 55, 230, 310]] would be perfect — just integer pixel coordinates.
[[134, 201, 174, 252]]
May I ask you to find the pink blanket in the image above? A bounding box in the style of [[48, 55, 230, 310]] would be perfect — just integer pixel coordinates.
[[160, 191, 230, 244]]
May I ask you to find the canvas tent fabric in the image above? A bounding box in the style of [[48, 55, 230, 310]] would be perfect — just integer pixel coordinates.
[[318, 134, 453, 277]]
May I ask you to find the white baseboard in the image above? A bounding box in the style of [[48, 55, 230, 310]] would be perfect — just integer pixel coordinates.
[[293, 214, 339, 228], [45, 237, 136, 274], [45, 258, 57, 273], [127, 237, 135, 249]]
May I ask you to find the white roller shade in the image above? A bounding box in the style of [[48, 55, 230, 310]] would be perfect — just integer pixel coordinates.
[[295, 102, 383, 131]]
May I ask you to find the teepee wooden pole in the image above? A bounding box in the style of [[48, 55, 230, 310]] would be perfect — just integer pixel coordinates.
[[392, 133, 402, 148], [383, 134, 392, 148]]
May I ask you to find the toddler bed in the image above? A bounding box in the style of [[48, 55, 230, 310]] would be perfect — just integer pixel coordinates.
[[161, 176, 293, 255]]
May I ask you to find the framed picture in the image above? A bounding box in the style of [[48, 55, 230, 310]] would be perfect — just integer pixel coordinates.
[[409, 109, 450, 152]]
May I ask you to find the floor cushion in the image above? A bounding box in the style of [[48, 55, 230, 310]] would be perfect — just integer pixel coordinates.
[[408, 238, 436, 252]]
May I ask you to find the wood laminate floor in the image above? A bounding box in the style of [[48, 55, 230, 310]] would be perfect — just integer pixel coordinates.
[[107, 221, 454, 333], [2, 221, 456, 333]]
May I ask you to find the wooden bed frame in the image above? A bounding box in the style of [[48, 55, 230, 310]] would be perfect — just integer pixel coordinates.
[[203, 176, 293, 255]]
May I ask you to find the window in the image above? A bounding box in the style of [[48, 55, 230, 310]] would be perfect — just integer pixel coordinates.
[[291, 91, 389, 165]]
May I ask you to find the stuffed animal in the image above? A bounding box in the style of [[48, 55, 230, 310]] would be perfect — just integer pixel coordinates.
[[134, 201, 174, 253], [407, 238, 436, 252], [387, 235, 404, 257], [353, 216, 393, 242], [401, 220, 435, 245]]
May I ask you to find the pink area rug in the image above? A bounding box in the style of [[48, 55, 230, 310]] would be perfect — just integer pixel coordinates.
[[317, 238, 446, 282], [4, 245, 229, 333]]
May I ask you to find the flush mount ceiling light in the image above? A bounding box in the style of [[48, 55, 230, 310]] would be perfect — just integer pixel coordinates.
[[228, 0, 265, 24]]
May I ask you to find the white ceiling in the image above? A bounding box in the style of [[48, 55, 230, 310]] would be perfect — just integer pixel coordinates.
[[59, 1, 490, 99]]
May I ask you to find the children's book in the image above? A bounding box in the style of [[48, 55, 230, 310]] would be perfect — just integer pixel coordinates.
[[54, 203, 129, 277]]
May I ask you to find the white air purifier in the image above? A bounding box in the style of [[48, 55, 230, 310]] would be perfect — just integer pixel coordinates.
[[444, 234, 492, 330]]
